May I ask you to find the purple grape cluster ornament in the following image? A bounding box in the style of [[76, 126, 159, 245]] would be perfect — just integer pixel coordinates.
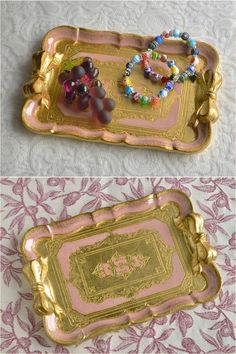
[[58, 57, 116, 124]]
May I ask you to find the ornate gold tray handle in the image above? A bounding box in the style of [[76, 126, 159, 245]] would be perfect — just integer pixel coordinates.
[[23, 257, 64, 317], [23, 51, 63, 109], [175, 212, 217, 274], [189, 69, 222, 128]]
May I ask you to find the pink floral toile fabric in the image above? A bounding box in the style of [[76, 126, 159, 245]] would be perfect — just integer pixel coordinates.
[[0, 177, 235, 354]]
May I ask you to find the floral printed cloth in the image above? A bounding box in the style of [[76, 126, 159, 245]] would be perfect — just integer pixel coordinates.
[[0, 178, 235, 353]]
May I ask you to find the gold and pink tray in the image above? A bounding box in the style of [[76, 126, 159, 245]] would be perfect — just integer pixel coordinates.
[[22, 26, 222, 154], [21, 190, 221, 345]]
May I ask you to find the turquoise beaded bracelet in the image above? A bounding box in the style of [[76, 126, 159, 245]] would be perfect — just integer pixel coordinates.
[[122, 29, 199, 107]]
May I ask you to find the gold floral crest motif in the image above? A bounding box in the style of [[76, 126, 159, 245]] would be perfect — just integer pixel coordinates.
[[92, 251, 150, 280]]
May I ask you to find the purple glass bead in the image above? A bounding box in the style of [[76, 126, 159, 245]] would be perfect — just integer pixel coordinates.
[[77, 84, 89, 96], [88, 67, 99, 79], [89, 86, 106, 99], [63, 79, 76, 93], [144, 66, 152, 78], [91, 79, 102, 87], [71, 65, 85, 80], [97, 110, 112, 124], [78, 95, 89, 110], [103, 98, 116, 112], [150, 73, 161, 83], [81, 58, 94, 72], [65, 91, 76, 103], [89, 96, 104, 112], [83, 56, 93, 63], [58, 70, 71, 84]]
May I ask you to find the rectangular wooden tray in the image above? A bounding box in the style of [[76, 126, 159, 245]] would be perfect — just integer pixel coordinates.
[[21, 190, 221, 345], [22, 26, 222, 153]]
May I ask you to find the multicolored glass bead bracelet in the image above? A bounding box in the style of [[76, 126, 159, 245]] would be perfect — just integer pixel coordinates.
[[122, 29, 199, 107]]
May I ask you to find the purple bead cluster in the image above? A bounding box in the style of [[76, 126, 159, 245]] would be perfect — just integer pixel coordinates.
[[58, 57, 116, 124]]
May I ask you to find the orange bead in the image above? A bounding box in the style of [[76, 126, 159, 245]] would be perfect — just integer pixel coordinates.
[[142, 52, 149, 60], [141, 60, 148, 68], [151, 96, 160, 106]]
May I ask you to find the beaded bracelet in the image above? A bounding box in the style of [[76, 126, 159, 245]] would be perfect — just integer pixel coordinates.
[[122, 29, 199, 107], [141, 50, 180, 85], [122, 54, 174, 107], [145, 29, 199, 83]]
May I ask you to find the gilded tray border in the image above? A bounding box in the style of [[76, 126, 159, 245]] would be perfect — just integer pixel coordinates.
[[22, 25, 222, 154], [20, 190, 221, 344]]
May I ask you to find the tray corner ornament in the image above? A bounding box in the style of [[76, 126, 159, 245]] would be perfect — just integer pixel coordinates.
[[21, 190, 221, 345], [22, 25, 222, 153]]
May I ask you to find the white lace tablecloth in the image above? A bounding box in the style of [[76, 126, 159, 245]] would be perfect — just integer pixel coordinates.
[[1, 1, 236, 176], [0, 177, 235, 353]]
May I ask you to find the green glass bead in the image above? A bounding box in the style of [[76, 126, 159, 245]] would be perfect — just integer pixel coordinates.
[[182, 72, 189, 80], [140, 95, 149, 107], [177, 75, 184, 83], [151, 51, 158, 60]]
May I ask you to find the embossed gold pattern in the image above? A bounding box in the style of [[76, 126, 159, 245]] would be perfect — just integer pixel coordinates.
[[68, 229, 174, 302]]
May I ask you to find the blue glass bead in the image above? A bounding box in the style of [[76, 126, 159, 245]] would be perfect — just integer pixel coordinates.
[[167, 60, 176, 68], [166, 81, 174, 90], [187, 65, 195, 73], [187, 39, 197, 48], [124, 86, 134, 95], [191, 48, 199, 56], [155, 35, 163, 44], [173, 29, 180, 37], [132, 55, 141, 63], [159, 89, 168, 98]]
